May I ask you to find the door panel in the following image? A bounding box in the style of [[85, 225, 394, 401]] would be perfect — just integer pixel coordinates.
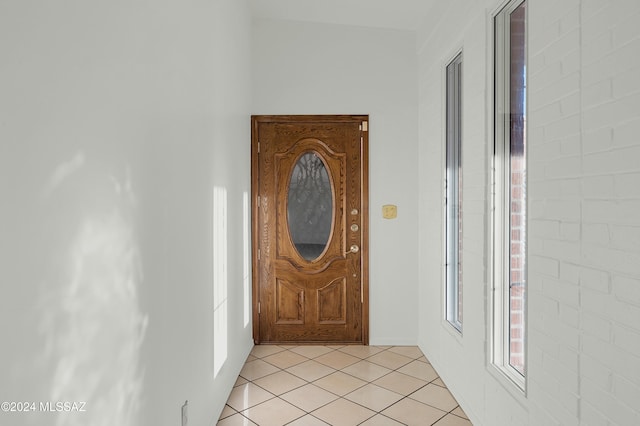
[[317, 278, 346, 324], [252, 115, 368, 344]]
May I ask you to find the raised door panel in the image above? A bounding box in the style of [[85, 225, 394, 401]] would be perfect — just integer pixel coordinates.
[[317, 278, 346, 324], [275, 279, 304, 324]]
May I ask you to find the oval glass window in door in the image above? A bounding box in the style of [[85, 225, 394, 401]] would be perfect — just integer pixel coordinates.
[[287, 151, 334, 261]]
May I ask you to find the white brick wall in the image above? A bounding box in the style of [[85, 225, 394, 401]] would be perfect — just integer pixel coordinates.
[[532, 0, 640, 423], [418, 0, 640, 424]]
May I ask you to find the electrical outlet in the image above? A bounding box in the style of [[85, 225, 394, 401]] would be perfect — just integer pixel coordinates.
[[181, 400, 188, 426]]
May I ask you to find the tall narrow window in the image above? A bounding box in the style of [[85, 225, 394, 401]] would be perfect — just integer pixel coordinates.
[[493, 0, 527, 388], [445, 52, 463, 332]]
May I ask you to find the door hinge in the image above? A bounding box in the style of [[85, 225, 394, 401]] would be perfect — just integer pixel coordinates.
[[257, 195, 261, 208], [361, 281, 364, 304], [258, 302, 261, 314], [361, 121, 368, 132], [258, 248, 261, 260], [257, 141, 260, 153]]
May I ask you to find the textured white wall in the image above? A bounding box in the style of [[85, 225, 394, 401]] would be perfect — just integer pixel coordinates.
[[252, 19, 420, 345], [417, 0, 640, 425], [0, 1, 253, 425]]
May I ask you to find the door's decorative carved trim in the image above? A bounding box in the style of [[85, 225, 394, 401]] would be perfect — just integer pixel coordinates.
[[278, 255, 344, 274]]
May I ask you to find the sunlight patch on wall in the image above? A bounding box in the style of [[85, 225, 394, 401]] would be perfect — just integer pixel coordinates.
[[213, 186, 228, 378], [42, 152, 85, 198], [243, 191, 250, 328], [39, 166, 147, 426]]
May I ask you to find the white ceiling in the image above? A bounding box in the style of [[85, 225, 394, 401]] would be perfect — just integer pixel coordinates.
[[249, 0, 437, 31]]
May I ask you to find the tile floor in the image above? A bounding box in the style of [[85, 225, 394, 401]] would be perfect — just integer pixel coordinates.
[[217, 345, 472, 426]]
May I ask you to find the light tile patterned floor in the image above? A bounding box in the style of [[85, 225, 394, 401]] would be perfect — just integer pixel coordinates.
[[218, 346, 472, 426]]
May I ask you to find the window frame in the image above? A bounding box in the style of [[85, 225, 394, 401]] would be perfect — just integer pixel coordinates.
[[491, 0, 528, 391], [445, 51, 463, 333]]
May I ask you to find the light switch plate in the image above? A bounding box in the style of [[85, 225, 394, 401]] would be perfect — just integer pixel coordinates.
[[382, 204, 397, 219]]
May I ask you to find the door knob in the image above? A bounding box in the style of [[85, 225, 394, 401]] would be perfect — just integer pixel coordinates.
[[347, 245, 360, 254]]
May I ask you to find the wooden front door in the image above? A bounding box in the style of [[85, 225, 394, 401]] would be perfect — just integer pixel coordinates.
[[252, 115, 369, 344]]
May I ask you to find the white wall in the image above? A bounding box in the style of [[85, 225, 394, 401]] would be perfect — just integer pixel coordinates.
[[0, 1, 253, 425], [252, 19, 420, 344], [417, 0, 640, 425]]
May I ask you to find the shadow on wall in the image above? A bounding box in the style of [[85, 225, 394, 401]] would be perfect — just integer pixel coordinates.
[[35, 152, 148, 426]]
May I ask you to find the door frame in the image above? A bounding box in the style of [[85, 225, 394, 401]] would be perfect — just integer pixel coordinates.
[[251, 115, 369, 344]]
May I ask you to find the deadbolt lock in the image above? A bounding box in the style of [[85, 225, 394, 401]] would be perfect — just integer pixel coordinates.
[[350, 224, 359, 232]]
